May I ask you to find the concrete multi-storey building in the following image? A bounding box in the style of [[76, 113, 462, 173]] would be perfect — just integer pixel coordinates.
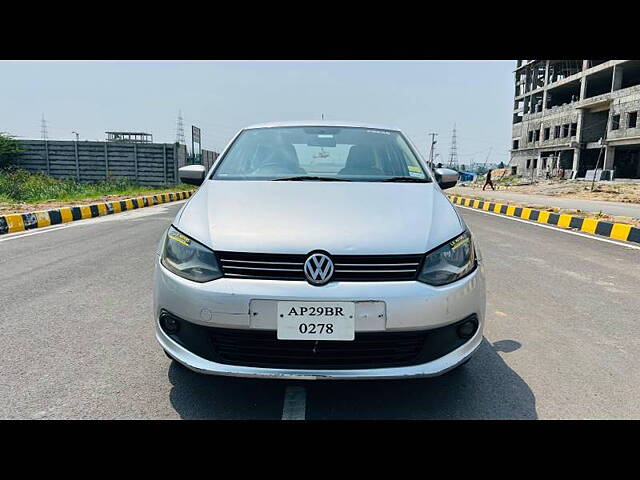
[[510, 60, 640, 180]]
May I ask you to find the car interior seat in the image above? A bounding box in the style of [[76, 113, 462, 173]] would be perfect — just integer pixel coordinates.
[[338, 145, 384, 177], [254, 143, 307, 175]]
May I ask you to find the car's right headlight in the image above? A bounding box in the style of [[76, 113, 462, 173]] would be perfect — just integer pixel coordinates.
[[418, 230, 476, 286], [160, 225, 222, 282]]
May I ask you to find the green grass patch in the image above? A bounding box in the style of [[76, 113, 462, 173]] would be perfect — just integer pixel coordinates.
[[0, 168, 193, 204]]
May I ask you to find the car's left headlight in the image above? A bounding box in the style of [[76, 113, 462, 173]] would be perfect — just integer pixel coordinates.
[[418, 230, 476, 286], [160, 225, 222, 282]]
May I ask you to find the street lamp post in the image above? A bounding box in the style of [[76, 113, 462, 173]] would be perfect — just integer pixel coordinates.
[[428, 132, 437, 170]]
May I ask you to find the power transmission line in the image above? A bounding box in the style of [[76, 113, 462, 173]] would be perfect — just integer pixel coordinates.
[[448, 124, 459, 170], [40, 114, 48, 140]]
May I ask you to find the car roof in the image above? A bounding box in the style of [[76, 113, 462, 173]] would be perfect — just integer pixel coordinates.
[[242, 120, 402, 132]]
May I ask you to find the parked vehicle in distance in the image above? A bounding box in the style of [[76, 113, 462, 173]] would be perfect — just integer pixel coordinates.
[[154, 121, 485, 380]]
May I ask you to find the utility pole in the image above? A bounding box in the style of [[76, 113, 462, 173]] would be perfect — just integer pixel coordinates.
[[72, 131, 79, 141], [428, 132, 438, 169]]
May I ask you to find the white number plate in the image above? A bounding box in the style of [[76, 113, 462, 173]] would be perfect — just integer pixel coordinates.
[[277, 301, 355, 341]]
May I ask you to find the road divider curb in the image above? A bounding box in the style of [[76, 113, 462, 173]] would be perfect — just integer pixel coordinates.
[[448, 194, 640, 245], [0, 190, 194, 236]]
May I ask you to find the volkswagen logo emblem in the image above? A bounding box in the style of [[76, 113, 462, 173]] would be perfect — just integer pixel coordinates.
[[304, 253, 334, 285]]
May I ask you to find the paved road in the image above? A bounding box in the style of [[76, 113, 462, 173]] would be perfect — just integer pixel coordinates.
[[1, 200, 639, 419], [450, 185, 640, 219]]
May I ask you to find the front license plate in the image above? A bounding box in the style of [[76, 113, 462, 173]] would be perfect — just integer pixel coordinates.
[[277, 301, 355, 341]]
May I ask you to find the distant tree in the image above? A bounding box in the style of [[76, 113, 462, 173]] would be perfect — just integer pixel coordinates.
[[0, 133, 22, 169], [498, 161, 505, 169]]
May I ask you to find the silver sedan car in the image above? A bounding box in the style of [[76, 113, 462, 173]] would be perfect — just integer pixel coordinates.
[[154, 121, 486, 380]]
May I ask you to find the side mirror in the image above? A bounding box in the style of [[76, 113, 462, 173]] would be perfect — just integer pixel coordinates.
[[179, 165, 206, 186], [434, 167, 458, 190]]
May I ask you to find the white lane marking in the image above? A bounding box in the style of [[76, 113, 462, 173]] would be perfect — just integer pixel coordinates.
[[0, 200, 186, 243], [457, 205, 640, 251], [0, 223, 75, 241], [282, 386, 307, 420]]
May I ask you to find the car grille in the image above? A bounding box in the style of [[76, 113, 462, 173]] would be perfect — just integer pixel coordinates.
[[209, 328, 429, 369], [216, 251, 424, 282], [159, 310, 479, 371]]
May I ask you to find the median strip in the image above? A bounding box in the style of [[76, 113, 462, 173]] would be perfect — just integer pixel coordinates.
[[0, 190, 194, 236], [448, 194, 640, 245]]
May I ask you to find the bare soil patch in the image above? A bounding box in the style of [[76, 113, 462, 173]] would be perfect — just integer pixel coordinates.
[[461, 178, 640, 204]]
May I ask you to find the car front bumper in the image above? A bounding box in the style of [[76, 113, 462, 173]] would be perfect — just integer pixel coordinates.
[[153, 258, 486, 380]]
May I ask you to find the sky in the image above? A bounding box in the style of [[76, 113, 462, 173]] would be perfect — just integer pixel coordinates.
[[0, 60, 515, 166]]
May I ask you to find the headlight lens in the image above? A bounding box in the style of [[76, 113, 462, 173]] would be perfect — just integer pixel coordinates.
[[160, 226, 222, 282], [418, 230, 476, 286]]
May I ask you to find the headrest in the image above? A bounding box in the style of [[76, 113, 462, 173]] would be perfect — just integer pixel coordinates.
[[258, 143, 300, 168], [345, 145, 375, 169]]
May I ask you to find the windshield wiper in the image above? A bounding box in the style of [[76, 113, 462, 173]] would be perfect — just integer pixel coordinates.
[[382, 176, 430, 183], [273, 176, 351, 182]]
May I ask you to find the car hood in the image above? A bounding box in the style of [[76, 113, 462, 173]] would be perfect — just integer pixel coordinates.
[[175, 180, 464, 255]]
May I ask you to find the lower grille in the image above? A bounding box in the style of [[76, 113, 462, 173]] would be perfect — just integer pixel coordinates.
[[210, 329, 427, 369], [216, 251, 424, 282], [160, 310, 478, 370]]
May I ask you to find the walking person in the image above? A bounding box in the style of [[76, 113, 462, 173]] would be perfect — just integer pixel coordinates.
[[483, 169, 495, 191]]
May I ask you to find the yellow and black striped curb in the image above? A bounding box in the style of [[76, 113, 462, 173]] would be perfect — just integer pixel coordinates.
[[0, 190, 194, 236], [448, 194, 640, 245]]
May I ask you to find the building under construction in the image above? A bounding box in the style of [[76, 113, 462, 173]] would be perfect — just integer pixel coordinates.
[[510, 60, 640, 180]]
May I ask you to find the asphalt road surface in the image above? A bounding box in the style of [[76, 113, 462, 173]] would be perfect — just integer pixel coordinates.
[[1, 200, 639, 419]]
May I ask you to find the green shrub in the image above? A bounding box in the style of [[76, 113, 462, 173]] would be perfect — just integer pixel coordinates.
[[0, 133, 22, 168], [0, 168, 192, 204]]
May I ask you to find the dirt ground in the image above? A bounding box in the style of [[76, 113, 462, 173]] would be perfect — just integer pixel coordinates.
[[462, 177, 640, 204], [456, 191, 640, 227], [0, 192, 188, 216]]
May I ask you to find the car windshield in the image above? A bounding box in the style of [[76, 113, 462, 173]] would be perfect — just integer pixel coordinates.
[[212, 126, 430, 182]]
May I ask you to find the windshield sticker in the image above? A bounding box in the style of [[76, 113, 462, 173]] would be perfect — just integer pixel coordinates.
[[366, 130, 390, 135]]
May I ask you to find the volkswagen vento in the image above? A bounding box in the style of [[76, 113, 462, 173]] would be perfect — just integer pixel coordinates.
[[154, 121, 485, 379]]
